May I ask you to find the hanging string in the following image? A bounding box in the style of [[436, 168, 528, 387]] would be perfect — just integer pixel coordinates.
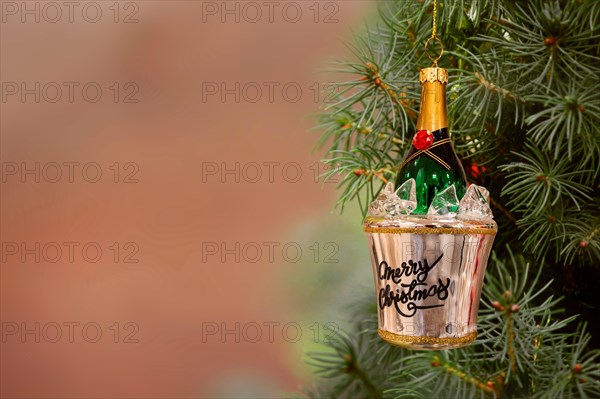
[[425, 0, 443, 67], [431, 0, 437, 40]]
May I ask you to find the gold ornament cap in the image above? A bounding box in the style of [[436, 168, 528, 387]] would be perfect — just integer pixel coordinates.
[[420, 67, 448, 85]]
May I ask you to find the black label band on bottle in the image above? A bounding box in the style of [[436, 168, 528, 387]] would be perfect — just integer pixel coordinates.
[[431, 127, 450, 141]]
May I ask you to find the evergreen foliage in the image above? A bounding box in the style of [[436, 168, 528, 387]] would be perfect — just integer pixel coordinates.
[[305, 0, 600, 397]]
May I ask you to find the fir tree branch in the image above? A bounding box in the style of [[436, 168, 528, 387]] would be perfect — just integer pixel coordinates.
[[431, 355, 500, 396], [353, 167, 393, 184], [489, 196, 517, 223], [474, 71, 521, 102], [366, 62, 418, 122], [346, 356, 383, 399], [490, 290, 520, 374]]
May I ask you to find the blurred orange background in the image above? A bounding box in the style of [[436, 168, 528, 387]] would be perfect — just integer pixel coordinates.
[[0, 1, 375, 398]]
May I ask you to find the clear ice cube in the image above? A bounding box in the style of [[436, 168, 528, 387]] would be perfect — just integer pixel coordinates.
[[369, 182, 395, 217], [369, 180, 417, 218], [458, 184, 493, 219], [427, 184, 459, 217], [394, 178, 417, 215]]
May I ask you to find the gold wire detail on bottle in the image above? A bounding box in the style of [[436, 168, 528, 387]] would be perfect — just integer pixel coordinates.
[[420, 67, 448, 84], [400, 137, 451, 170], [378, 329, 477, 346], [364, 226, 497, 235]]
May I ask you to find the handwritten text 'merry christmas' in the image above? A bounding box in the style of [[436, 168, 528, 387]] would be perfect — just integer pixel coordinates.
[[378, 254, 451, 317]]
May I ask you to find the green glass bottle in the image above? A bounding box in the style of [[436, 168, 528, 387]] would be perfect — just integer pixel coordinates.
[[395, 67, 467, 214]]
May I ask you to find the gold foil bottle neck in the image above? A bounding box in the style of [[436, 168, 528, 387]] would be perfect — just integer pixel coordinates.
[[416, 68, 448, 132], [420, 67, 448, 85]]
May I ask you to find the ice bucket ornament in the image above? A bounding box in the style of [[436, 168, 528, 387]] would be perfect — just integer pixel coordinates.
[[363, 67, 497, 350]]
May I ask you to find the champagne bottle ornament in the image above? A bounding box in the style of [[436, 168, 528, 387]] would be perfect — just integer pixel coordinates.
[[363, 3, 497, 349]]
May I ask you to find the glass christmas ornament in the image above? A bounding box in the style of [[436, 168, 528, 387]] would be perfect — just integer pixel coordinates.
[[363, 67, 497, 350]]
